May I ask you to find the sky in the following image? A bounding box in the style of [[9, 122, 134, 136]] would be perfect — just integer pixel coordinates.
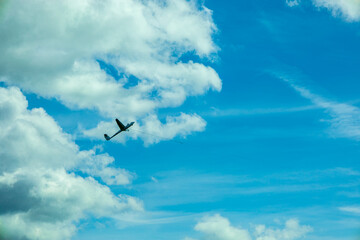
[[1, 0, 360, 239]]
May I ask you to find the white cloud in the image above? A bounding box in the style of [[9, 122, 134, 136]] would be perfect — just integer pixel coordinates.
[[76, 149, 135, 185], [286, 0, 301, 7], [0, 87, 142, 240], [282, 79, 360, 140], [0, 0, 221, 143], [0, 87, 133, 185], [312, 0, 360, 21], [189, 214, 312, 240], [84, 113, 206, 145], [253, 219, 312, 240], [194, 214, 252, 240], [206, 105, 316, 117], [339, 206, 360, 214], [137, 113, 206, 145], [137, 168, 360, 210]]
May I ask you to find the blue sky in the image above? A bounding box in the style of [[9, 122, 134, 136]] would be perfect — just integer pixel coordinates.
[[1, 0, 360, 240]]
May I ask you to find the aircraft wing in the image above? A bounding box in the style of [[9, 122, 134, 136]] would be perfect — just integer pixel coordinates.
[[116, 119, 126, 131], [104, 129, 122, 141]]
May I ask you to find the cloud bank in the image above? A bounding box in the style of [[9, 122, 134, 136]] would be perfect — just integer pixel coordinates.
[[186, 214, 312, 240], [0, 87, 142, 240], [0, 0, 221, 143], [0, 0, 222, 238]]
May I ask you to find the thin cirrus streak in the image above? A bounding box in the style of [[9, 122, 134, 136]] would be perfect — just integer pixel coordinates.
[[339, 206, 360, 214], [279, 77, 360, 140]]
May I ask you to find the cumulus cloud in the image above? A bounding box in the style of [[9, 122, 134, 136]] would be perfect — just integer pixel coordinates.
[[0, 0, 221, 143], [253, 219, 312, 240], [0, 87, 142, 240], [194, 214, 252, 240], [312, 0, 360, 21], [84, 112, 206, 145], [139, 113, 207, 145], [187, 214, 312, 240], [281, 78, 360, 140]]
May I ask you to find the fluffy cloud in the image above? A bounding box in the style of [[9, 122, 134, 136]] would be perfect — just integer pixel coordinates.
[[253, 219, 312, 240], [0, 87, 142, 240], [194, 214, 252, 240], [0, 0, 221, 143], [312, 0, 360, 21], [84, 113, 206, 145], [187, 214, 312, 240]]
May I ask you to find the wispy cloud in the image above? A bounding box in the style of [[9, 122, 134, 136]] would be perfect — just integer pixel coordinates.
[[136, 168, 360, 208], [205, 105, 317, 118], [286, 0, 301, 7], [339, 206, 360, 214], [281, 77, 360, 140]]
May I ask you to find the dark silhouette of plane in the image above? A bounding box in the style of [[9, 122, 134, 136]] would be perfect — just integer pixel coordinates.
[[104, 119, 135, 141]]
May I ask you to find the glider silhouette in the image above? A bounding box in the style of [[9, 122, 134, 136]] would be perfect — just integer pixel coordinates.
[[104, 119, 135, 141]]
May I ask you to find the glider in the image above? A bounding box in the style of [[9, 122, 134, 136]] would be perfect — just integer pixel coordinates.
[[104, 119, 135, 141]]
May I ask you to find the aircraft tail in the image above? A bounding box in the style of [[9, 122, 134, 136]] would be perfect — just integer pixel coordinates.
[[104, 134, 111, 141], [126, 122, 135, 128]]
